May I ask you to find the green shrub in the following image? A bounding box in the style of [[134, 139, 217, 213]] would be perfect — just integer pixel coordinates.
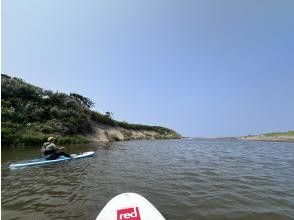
[[57, 136, 89, 145]]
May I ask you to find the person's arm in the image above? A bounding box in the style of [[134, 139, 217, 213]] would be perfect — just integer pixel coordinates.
[[54, 146, 65, 151], [47, 143, 58, 151], [48, 143, 66, 152], [41, 142, 50, 153], [58, 146, 65, 151], [41, 146, 46, 153]]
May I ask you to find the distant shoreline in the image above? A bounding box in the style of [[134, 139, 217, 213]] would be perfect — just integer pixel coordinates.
[[240, 135, 294, 143], [184, 134, 294, 143]]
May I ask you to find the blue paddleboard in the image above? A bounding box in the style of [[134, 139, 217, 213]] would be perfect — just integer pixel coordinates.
[[9, 151, 95, 169]]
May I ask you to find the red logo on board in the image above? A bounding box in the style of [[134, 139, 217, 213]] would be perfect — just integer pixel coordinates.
[[117, 207, 141, 220]]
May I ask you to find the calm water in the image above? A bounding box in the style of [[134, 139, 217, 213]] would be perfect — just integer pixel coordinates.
[[2, 139, 294, 220]]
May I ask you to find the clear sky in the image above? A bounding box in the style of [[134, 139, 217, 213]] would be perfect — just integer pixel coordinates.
[[2, 0, 294, 137]]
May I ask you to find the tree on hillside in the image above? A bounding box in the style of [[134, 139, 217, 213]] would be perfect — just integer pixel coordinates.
[[105, 111, 113, 119], [70, 93, 94, 109]]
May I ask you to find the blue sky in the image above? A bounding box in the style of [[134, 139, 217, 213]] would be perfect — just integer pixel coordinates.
[[2, 0, 294, 137]]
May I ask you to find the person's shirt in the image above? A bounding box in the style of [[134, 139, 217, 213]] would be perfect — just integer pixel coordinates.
[[41, 142, 58, 155]]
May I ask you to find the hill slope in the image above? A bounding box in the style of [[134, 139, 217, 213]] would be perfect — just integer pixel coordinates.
[[1, 74, 181, 146]]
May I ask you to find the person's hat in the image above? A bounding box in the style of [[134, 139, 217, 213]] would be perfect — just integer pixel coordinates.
[[48, 137, 56, 142]]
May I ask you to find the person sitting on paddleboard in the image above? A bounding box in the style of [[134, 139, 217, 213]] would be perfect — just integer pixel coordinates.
[[42, 137, 72, 160]]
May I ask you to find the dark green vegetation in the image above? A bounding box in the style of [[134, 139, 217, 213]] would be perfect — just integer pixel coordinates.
[[1, 74, 180, 147]]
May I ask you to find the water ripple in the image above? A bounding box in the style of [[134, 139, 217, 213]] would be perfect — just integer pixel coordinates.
[[2, 139, 294, 219]]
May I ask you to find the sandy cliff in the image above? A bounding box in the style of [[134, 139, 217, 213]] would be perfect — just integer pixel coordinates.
[[85, 121, 182, 142]]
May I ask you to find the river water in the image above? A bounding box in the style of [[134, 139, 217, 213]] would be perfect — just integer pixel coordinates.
[[2, 138, 294, 220]]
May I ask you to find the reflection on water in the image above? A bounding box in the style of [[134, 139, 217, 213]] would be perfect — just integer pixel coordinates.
[[2, 139, 294, 220]]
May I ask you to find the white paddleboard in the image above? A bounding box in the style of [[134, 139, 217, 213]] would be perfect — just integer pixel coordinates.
[[96, 193, 165, 220]]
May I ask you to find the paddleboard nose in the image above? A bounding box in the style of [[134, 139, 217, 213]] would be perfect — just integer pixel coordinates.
[[96, 193, 165, 220]]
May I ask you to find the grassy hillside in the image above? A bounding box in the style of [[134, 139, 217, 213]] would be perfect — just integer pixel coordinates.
[[241, 130, 294, 142], [263, 131, 294, 137], [1, 74, 181, 146]]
